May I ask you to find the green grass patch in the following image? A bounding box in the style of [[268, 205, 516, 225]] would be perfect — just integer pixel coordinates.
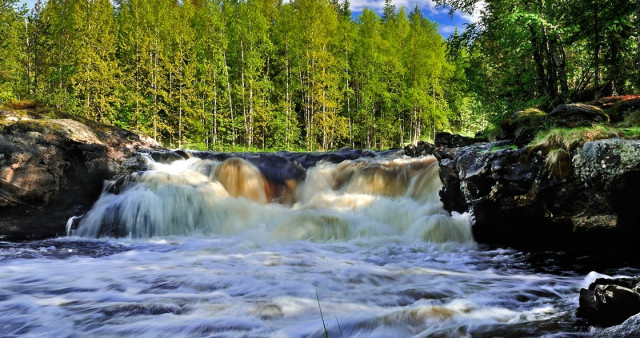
[[532, 125, 623, 152], [490, 144, 518, 152], [618, 126, 640, 138]]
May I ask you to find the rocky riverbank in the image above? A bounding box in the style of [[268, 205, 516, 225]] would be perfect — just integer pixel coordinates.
[[408, 102, 640, 254], [0, 107, 162, 240], [411, 101, 640, 328]]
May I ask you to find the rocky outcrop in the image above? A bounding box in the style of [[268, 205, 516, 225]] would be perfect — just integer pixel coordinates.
[[434, 136, 640, 252], [579, 277, 640, 327], [0, 108, 161, 240]]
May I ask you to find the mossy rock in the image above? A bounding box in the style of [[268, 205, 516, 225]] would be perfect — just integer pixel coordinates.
[[498, 108, 547, 145], [548, 104, 609, 128]]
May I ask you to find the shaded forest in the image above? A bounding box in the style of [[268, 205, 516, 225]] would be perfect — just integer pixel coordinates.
[[1, 0, 640, 150]]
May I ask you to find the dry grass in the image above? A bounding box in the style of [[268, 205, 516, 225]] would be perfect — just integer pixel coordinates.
[[545, 148, 572, 177]]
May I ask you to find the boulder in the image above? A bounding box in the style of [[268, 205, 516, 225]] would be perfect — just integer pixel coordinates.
[[547, 103, 609, 128], [434, 132, 486, 148], [498, 108, 546, 145], [578, 277, 640, 326], [0, 108, 160, 240], [435, 137, 640, 251], [404, 141, 435, 157]]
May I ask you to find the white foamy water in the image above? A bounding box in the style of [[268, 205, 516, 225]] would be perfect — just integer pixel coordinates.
[[0, 155, 623, 336], [0, 237, 588, 337]]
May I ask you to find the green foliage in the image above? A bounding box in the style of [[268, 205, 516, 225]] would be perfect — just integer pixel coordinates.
[[438, 0, 640, 122], [1, 0, 478, 150]]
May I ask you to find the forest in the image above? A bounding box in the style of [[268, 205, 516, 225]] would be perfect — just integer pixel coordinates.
[[1, 0, 640, 151]]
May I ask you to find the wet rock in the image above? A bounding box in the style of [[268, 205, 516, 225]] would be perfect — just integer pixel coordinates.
[[596, 313, 640, 337], [0, 109, 160, 240], [150, 150, 191, 163], [435, 136, 640, 251], [404, 141, 435, 157], [547, 103, 609, 128], [579, 277, 640, 326], [434, 132, 486, 148]]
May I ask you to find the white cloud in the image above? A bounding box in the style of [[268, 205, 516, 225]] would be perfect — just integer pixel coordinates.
[[349, 0, 441, 15], [439, 25, 457, 35], [460, 0, 486, 23]]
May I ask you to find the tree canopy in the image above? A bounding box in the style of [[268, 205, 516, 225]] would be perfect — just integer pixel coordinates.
[[3, 0, 638, 150], [439, 0, 640, 123], [0, 0, 476, 150]]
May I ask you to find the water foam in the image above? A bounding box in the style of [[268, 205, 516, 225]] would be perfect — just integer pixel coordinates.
[[72, 155, 472, 243]]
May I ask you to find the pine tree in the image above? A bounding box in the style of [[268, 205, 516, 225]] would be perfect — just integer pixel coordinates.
[[72, 0, 119, 123]]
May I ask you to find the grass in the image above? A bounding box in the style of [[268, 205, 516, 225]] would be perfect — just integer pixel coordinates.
[[528, 124, 640, 177], [315, 289, 344, 338], [531, 125, 632, 153], [316, 289, 329, 338], [490, 144, 518, 152], [545, 148, 572, 177]]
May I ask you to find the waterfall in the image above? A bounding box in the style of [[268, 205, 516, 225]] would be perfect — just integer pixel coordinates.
[[72, 153, 472, 243]]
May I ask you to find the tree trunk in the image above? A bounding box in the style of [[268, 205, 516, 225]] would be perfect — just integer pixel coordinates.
[[542, 27, 558, 102], [594, 0, 601, 93], [637, 0, 640, 83], [223, 49, 235, 149], [549, 31, 569, 102], [530, 25, 548, 98]]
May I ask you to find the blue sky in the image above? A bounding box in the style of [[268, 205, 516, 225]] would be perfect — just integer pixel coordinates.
[[20, 0, 479, 37]]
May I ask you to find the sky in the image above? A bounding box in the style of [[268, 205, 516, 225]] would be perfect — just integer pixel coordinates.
[[20, 0, 480, 38]]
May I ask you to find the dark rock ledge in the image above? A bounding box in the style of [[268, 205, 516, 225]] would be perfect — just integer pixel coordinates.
[[433, 133, 640, 252], [0, 108, 163, 240], [579, 277, 640, 330]]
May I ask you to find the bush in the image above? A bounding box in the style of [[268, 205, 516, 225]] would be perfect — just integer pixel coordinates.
[[5, 99, 42, 110]]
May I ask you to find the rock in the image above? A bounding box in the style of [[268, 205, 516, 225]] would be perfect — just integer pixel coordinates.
[[547, 103, 609, 128], [434, 132, 486, 148], [435, 137, 640, 251], [0, 108, 160, 240], [498, 108, 547, 145], [596, 313, 640, 337], [404, 141, 435, 157], [150, 149, 191, 163], [578, 277, 640, 326]]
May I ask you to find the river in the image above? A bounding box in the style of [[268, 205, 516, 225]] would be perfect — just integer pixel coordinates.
[[0, 153, 636, 336]]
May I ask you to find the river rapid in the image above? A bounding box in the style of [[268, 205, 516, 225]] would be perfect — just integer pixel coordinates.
[[0, 153, 637, 337]]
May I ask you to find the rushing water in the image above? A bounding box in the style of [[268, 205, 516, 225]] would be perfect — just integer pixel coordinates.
[[0, 153, 637, 336]]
